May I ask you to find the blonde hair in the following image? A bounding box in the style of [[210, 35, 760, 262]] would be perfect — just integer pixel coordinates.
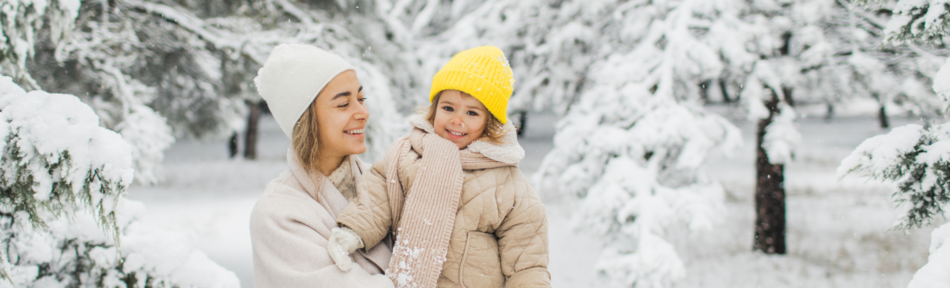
[[424, 91, 506, 144], [292, 100, 322, 175]]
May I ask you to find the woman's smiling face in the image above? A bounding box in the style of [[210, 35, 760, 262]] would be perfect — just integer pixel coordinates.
[[314, 70, 369, 159], [432, 90, 487, 149]]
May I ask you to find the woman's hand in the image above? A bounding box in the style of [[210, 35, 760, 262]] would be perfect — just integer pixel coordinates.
[[328, 227, 364, 271]]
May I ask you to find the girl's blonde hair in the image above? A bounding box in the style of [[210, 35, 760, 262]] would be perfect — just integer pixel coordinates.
[[423, 91, 506, 143], [292, 100, 322, 175]]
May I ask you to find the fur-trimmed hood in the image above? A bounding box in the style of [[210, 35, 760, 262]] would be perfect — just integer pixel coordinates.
[[407, 114, 525, 164]]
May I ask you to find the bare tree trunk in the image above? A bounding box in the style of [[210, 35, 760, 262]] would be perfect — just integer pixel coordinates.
[[824, 103, 834, 123], [754, 94, 786, 254], [878, 104, 890, 129], [515, 111, 528, 138], [228, 132, 238, 158], [719, 79, 733, 103], [700, 80, 712, 103], [244, 100, 260, 160], [782, 87, 794, 107]]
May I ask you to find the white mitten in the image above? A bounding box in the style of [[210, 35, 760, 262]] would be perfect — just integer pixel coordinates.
[[328, 226, 365, 272]]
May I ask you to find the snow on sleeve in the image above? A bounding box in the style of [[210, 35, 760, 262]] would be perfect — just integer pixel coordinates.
[[906, 222, 950, 288]]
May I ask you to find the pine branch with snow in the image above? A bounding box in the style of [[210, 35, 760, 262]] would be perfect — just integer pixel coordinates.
[[0, 75, 133, 239], [0, 74, 134, 282], [0, 0, 80, 90], [855, 0, 950, 45], [0, 76, 239, 287], [839, 124, 950, 230]]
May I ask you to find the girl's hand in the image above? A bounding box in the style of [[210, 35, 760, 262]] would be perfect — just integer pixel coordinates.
[[328, 227, 364, 271]]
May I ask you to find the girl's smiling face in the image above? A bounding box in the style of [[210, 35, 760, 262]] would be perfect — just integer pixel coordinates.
[[433, 90, 487, 149]]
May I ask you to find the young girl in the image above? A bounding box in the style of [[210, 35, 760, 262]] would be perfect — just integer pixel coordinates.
[[328, 46, 551, 288]]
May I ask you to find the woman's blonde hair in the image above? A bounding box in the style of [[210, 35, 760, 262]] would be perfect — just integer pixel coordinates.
[[292, 100, 322, 175], [423, 91, 506, 143]]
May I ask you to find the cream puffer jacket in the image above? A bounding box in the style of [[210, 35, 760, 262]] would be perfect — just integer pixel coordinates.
[[250, 152, 395, 288], [337, 115, 551, 288]]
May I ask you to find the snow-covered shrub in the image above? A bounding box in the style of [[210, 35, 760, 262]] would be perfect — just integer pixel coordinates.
[[0, 76, 238, 287], [0, 198, 240, 288], [0, 75, 132, 240]]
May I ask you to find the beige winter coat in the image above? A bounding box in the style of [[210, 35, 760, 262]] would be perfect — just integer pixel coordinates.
[[338, 115, 551, 288], [250, 152, 395, 288]]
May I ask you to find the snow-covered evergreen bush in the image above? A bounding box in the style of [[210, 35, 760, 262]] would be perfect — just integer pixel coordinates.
[[0, 198, 240, 288], [0, 75, 131, 242], [0, 76, 239, 287]]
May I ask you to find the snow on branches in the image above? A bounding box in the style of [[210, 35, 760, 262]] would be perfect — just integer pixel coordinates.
[[0, 76, 239, 287], [534, 0, 741, 286], [838, 124, 950, 230], [860, 0, 950, 45], [0, 0, 80, 89], [0, 75, 132, 239], [0, 198, 241, 288]]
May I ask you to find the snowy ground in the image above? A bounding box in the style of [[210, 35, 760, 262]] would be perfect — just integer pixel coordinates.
[[126, 107, 944, 288]]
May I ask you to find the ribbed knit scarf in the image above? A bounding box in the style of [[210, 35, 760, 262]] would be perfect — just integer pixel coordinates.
[[385, 128, 508, 288], [386, 128, 461, 288]]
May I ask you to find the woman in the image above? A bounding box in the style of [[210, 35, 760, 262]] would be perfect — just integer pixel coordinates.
[[249, 44, 394, 288]]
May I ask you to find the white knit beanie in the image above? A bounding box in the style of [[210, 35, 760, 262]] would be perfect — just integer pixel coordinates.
[[255, 44, 355, 138]]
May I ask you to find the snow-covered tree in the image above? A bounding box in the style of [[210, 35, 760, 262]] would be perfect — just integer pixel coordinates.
[[0, 0, 80, 90], [533, 1, 742, 286], [808, 0, 945, 128], [708, 0, 930, 254], [840, 1, 950, 287], [0, 76, 239, 287], [21, 0, 412, 179], [854, 0, 950, 105]]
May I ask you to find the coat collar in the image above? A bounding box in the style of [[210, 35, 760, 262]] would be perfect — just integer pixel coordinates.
[[286, 150, 359, 218], [285, 149, 390, 271], [408, 114, 525, 164]]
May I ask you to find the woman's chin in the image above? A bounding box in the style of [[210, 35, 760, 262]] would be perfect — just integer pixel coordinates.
[[348, 144, 367, 155]]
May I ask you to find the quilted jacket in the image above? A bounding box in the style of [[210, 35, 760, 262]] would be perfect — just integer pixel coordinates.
[[338, 115, 551, 288]]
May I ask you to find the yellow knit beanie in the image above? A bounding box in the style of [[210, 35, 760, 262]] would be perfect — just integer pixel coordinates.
[[430, 46, 514, 124]]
